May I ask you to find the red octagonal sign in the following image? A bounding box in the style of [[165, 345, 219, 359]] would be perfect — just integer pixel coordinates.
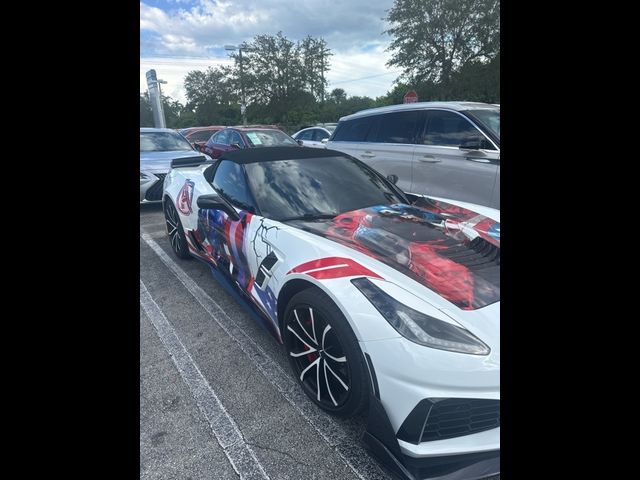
[[403, 90, 418, 103]]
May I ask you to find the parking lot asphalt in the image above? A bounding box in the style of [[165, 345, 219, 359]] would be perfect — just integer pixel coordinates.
[[140, 203, 500, 480]]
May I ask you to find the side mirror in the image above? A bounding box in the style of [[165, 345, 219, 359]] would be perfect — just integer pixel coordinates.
[[194, 144, 201, 151], [297, 139, 304, 146], [321, 138, 329, 144], [196, 193, 240, 221], [459, 137, 483, 150], [230, 143, 242, 150], [386, 174, 399, 185]]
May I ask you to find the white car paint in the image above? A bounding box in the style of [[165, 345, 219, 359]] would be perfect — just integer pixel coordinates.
[[162, 161, 500, 460]]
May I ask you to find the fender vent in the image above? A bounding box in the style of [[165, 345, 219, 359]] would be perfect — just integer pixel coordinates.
[[255, 252, 278, 288], [144, 174, 166, 201]]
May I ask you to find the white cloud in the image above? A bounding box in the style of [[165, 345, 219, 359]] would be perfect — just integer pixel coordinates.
[[140, 0, 401, 102], [140, 56, 234, 102]]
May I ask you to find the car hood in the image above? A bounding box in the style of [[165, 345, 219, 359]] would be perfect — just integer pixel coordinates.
[[286, 198, 500, 311], [140, 150, 201, 172]]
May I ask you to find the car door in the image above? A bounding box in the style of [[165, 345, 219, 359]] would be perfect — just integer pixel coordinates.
[[228, 130, 245, 150], [201, 160, 258, 289], [311, 128, 331, 148], [363, 110, 419, 193], [205, 129, 231, 158], [303, 129, 324, 148], [295, 129, 315, 147], [411, 109, 499, 208], [328, 112, 417, 193]]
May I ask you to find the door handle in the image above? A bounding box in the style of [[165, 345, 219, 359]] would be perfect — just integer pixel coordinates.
[[361, 151, 376, 158], [418, 155, 441, 163], [466, 157, 491, 163]]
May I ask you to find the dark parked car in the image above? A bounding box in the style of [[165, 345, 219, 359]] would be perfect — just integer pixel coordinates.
[[201, 126, 298, 158], [179, 126, 225, 151]]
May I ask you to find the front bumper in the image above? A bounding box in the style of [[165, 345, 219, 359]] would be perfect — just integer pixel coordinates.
[[140, 171, 167, 203], [360, 337, 500, 479]]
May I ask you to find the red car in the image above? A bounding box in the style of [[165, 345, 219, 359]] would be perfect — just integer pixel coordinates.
[[201, 126, 299, 158], [179, 126, 226, 151]]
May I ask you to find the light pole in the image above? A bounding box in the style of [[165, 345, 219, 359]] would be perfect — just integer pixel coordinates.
[[225, 44, 251, 126], [157, 79, 168, 127], [145, 69, 167, 128]]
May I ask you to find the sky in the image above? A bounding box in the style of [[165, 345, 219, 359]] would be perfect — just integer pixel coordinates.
[[139, 0, 400, 104]]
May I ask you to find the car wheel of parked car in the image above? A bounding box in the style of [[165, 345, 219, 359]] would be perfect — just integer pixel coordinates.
[[164, 198, 191, 260], [284, 288, 368, 417]]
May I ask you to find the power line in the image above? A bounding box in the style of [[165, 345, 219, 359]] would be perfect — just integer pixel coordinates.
[[140, 54, 228, 61], [328, 71, 401, 85], [140, 58, 401, 86]]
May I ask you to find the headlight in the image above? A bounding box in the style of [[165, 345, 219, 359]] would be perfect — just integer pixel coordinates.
[[351, 278, 490, 355]]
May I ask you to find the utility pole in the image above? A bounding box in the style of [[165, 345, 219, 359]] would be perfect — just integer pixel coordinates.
[[320, 52, 324, 104], [225, 43, 251, 126], [239, 48, 246, 126]]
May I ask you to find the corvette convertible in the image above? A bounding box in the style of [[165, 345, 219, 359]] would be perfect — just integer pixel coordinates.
[[162, 147, 500, 479]]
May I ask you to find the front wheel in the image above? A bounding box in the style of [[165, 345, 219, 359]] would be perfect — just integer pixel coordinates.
[[164, 198, 191, 260], [284, 288, 369, 417]]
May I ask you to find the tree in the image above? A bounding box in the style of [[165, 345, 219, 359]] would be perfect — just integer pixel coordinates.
[[184, 66, 240, 125], [140, 93, 154, 127], [385, 0, 500, 85], [230, 32, 332, 123], [181, 32, 333, 127], [329, 88, 347, 104], [299, 36, 332, 102]]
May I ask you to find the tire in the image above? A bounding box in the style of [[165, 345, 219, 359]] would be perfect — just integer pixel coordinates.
[[284, 288, 368, 417], [163, 198, 191, 260]]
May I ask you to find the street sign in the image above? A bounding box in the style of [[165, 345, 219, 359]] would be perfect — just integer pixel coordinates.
[[403, 90, 418, 104]]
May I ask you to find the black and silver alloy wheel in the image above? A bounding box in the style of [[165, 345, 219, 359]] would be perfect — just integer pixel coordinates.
[[287, 305, 350, 408], [163, 199, 191, 260], [284, 288, 369, 417]]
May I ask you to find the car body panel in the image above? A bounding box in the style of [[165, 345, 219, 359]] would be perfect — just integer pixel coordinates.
[[410, 144, 499, 205]]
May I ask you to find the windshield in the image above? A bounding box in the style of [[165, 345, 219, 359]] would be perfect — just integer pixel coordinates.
[[244, 130, 298, 148], [245, 156, 405, 220], [140, 131, 194, 152], [465, 109, 500, 141]]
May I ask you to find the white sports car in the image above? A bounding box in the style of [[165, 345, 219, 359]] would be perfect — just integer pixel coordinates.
[[162, 147, 500, 479]]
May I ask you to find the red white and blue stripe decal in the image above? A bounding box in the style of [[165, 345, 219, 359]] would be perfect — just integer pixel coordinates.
[[287, 257, 382, 280]]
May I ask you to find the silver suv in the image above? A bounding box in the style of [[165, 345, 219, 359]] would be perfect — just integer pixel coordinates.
[[326, 102, 500, 208]]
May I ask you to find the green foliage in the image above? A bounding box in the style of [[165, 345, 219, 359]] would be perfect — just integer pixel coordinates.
[[379, 0, 500, 104], [386, 0, 500, 85], [183, 66, 241, 126], [140, 94, 154, 127]]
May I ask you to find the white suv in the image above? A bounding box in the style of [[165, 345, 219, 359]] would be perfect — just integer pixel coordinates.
[[326, 102, 500, 209]]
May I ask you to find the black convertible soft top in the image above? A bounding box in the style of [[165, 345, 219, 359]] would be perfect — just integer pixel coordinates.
[[219, 146, 348, 164]]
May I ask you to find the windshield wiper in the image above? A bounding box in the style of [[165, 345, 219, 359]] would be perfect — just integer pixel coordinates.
[[279, 213, 338, 222]]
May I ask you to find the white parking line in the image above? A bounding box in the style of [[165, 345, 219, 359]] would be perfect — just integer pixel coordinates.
[[140, 280, 270, 480], [141, 232, 387, 480]]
